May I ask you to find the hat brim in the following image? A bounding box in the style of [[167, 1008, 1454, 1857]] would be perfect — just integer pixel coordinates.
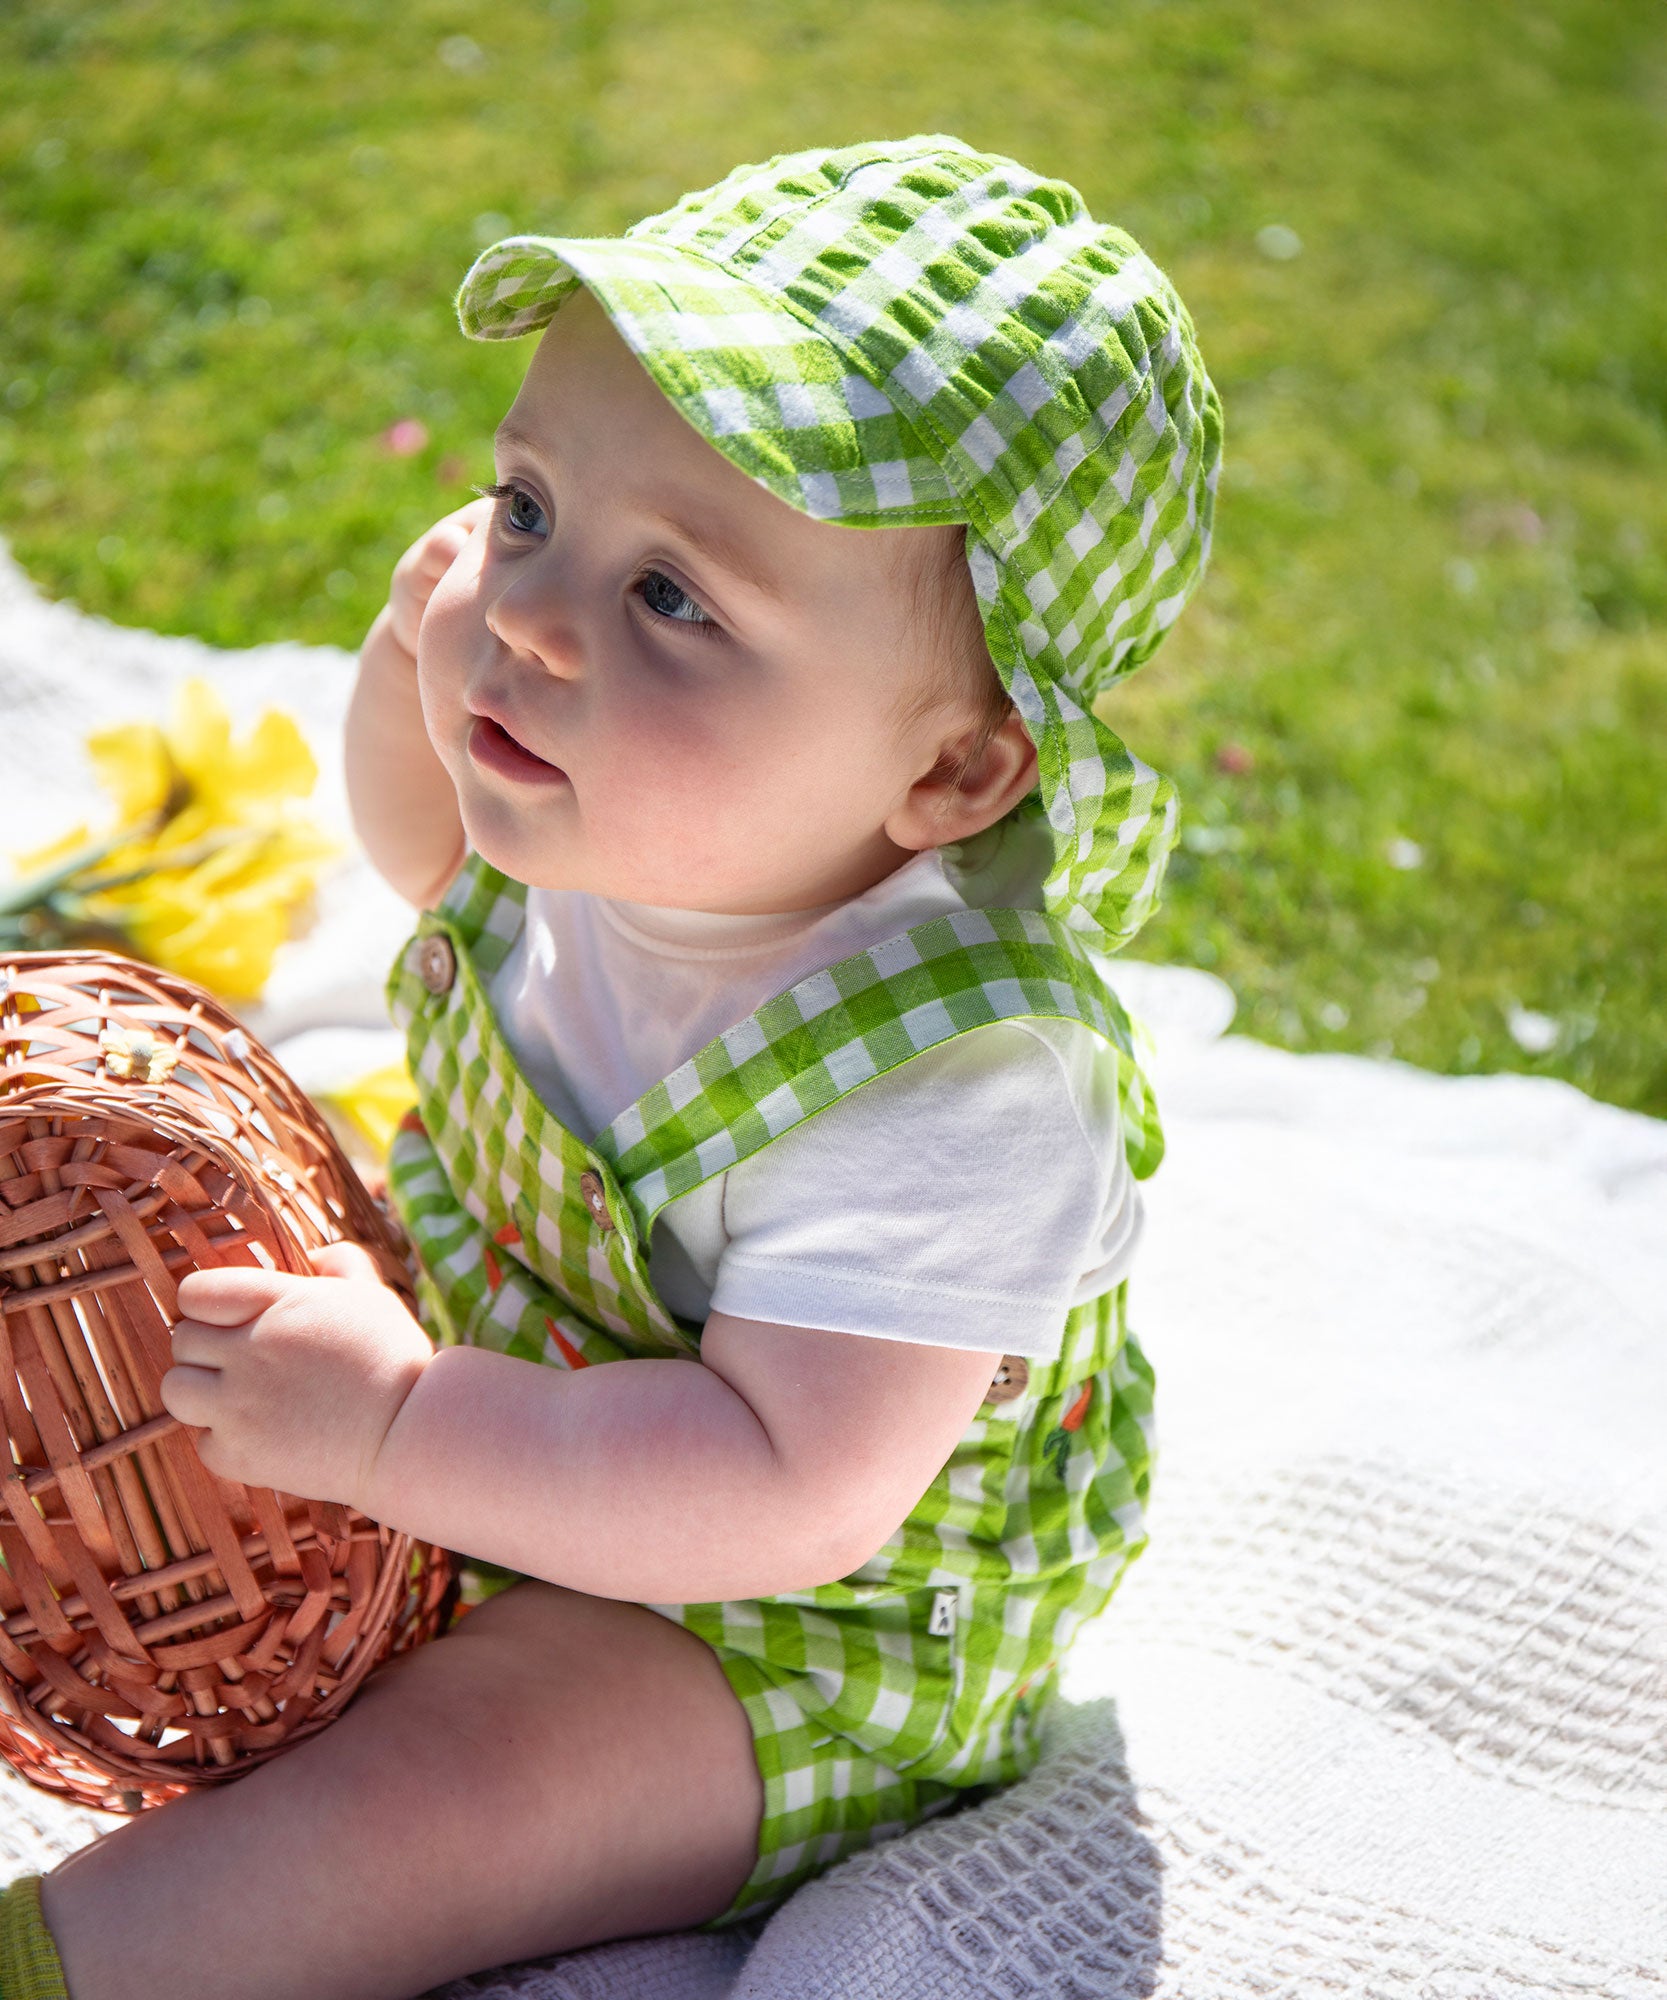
[[456, 234, 964, 528]]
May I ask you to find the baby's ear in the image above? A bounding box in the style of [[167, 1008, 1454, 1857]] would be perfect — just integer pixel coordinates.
[[887, 708, 1037, 852]]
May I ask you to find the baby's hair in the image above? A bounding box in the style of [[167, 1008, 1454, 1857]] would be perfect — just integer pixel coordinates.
[[897, 527, 1014, 798]]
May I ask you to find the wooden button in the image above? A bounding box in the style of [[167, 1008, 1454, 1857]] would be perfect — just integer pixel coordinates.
[[578, 1171, 615, 1233], [983, 1355, 1029, 1405], [416, 935, 456, 996]]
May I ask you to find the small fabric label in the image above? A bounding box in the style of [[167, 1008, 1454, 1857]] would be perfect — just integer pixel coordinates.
[[929, 1590, 958, 1638]]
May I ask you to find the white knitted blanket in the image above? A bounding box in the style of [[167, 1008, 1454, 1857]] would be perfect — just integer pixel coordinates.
[[3, 541, 1663, 1999]]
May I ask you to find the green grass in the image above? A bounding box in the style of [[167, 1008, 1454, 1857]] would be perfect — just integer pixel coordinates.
[[2, 0, 1663, 1111]]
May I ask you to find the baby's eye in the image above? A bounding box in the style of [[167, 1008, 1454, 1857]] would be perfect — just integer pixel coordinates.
[[473, 482, 547, 536], [638, 568, 717, 631]]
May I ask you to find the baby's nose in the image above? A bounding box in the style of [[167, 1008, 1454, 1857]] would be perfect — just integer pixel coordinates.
[[485, 584, 585, 679]]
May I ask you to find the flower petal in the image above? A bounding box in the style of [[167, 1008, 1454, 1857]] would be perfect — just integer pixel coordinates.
[[85, 721, 174, 822]]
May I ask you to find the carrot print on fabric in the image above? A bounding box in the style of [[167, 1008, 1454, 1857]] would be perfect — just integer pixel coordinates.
[[1044, 1381, 1094, 1481], [543, 1317, 591, 1370]]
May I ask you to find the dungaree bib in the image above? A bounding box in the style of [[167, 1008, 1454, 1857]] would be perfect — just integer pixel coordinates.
[[385, 849, 1160, 1923]]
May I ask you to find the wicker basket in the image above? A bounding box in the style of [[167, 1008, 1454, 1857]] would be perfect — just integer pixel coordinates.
[[0, 949, 458, 1813]]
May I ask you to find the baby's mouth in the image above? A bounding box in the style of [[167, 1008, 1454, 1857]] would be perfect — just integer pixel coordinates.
[[467, 713, 568, 788]]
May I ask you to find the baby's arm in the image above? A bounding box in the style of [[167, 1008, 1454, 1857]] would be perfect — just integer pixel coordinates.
[[344, 500, 486, 910], [166, 1249, 997, 1600], [362, 1310, 998, 1601]]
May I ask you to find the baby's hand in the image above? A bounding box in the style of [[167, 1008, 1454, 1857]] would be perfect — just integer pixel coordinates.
[[385, 495, 495, 658], [161, 1242, 435, 1512]]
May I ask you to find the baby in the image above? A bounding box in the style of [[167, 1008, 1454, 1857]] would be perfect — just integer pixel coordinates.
[[12, 136, 1220, 1999]]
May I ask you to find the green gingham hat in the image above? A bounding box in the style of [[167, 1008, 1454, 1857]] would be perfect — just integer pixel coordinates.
[[454, 134, 1223, 956]]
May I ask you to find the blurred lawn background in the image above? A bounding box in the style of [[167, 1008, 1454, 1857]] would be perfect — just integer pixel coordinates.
[[2, 0, 1662, 1111]]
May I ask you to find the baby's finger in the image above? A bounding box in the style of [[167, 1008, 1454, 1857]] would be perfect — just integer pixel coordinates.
[[175, 1264, 290, 1325], [159, 1363, 221, 1427], [414, 504, 493, 574], [308, 1240, 384, 1284], [448, 493, 494, 530], [398, 499, 491, 576], [410, 538, 466, 585], [416, 494, 491, 537], [168, 1318, 232, 1369]]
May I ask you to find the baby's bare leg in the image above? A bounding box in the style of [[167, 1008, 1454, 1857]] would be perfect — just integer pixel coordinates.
[[40, 1580, 764, 2000]]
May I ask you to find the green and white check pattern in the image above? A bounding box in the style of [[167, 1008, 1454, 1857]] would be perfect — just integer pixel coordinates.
[[385, 849, 1158, 1922], [602, 899, 1165, 1220], [455, 133, 1222, 958]]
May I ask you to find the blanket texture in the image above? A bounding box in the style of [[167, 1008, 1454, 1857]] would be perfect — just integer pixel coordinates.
[[2, 541, 1663, 1998]]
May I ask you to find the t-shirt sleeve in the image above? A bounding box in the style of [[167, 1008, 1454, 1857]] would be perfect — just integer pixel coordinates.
[[667, 1018, 1141, 1358]]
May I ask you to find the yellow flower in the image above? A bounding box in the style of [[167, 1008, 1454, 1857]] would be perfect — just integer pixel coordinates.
[[0, 982, 54, 1094], [313, 1062, 420, 1162], [4, 678, 341, 1002], [107, 821, 342, 1000], [86, 719, 174, 822], [151, 680, 318, 821]]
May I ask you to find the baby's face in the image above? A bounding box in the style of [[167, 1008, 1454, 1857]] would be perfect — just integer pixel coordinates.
[[419, 289, 978, 913]]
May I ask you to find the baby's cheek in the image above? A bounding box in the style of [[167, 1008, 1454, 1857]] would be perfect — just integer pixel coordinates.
[[611, 689, 735, 799], [605, 706, 769, 877], [766, 718, 900, 836]]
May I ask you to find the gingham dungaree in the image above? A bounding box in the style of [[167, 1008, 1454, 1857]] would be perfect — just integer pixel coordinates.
[[385, 848, 1159, 1922]]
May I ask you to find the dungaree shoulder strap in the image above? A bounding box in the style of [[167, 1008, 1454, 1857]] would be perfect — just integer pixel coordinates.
[[385, 845, 526, 1035], [592, 903, 1163, 1243], [388, 849, 1163, 1255], [433, 850, 526, 974]]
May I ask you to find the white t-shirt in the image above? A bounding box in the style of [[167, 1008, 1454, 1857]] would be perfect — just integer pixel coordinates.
[[485, 849, 1141, 1358]]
